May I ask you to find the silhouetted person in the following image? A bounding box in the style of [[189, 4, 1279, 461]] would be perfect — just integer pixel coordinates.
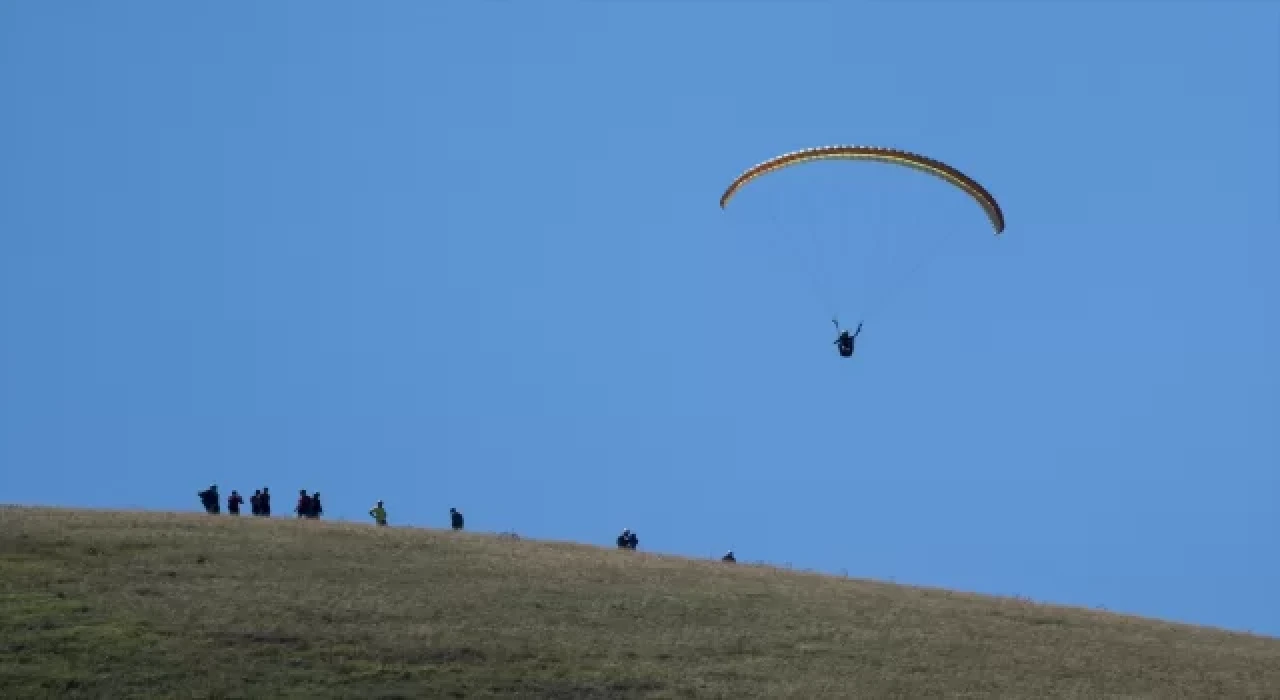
[[198, 484, 220, 514], [227, 490, 244, 516], [260, 487, 272, 516], [450, 507, 464, 530], [369, 500, 387, 526], [616, 528, 638, 550], [296, 490, 312, 518], [250, 489, 263, 516], [721, 550, 736, 563], [308, 492, 323, 520], [833, 320, 863, 358]]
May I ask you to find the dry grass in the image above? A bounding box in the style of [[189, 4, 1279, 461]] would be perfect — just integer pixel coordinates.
[[1, 506, 1278, 699]]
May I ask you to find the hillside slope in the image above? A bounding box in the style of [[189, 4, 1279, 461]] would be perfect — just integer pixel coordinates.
[[2, 506, 1278, 699]]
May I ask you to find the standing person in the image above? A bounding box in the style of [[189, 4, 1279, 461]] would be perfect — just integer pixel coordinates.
[[250, 489, 263, 516], [296, 490, 312, 519], [449, 507, 464, 531], [227, 490, 244, 516], [369, 501, 387, 526], [308, 492, 323, 520], [260, 487, 272, 516], [198, 485, 220, 514]]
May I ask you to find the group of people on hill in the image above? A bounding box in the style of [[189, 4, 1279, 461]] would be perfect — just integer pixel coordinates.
[[197, 485, 735, 562], [365, 502, 464, 531], [198, 485, 264, 516], [196, 484, 466, 533], [295, 490, 323, 518], [616, 528, 639, 550], [195, 484, 321, 519], [615, 527, 735, 563]]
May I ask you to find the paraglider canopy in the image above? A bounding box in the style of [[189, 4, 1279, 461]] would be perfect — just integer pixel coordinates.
[[719, 145, 1004, 234]]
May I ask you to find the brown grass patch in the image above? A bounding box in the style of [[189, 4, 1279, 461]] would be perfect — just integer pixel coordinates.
[[1, 506, 1277, 698]]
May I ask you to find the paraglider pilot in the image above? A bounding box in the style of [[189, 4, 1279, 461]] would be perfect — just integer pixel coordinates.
[[834, 321, 862, 358]]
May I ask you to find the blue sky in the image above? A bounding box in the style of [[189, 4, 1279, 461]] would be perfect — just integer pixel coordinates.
[[2, 2, 1277, 636]]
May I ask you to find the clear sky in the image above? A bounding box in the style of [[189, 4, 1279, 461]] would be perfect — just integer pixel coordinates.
[[2, 2, 1277, 637]]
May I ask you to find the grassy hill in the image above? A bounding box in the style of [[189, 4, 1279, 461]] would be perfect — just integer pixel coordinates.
[[2, 506, 1278, 699]]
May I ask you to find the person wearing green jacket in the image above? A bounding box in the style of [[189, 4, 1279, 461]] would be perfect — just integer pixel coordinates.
[[369, 501, 387, 526]]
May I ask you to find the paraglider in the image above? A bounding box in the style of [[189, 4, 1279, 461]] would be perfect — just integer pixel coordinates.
[[719, 145, 1005, 357], [834, 320, 862, 358]]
